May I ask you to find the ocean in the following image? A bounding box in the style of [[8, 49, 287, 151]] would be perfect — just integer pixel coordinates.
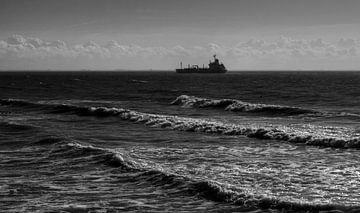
[[0, 71, 360, 212]]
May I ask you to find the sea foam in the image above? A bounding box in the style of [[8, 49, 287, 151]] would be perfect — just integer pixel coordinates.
[[47, 140, 360, 212], [172, 95, 318, 116], [1, 98, 359, 149]]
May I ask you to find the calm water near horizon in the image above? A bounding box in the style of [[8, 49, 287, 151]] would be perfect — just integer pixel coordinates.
[[1, 71, 360, 212]]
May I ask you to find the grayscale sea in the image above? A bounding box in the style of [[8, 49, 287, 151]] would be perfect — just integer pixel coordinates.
[[1, 71, 360, 212]]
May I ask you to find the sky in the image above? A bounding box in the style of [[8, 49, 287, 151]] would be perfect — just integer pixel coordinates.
[[1, 0, 360, 70]]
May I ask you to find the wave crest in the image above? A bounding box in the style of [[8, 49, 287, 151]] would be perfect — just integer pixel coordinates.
[[35, 138, 360, 211], [193, 181, 350, 211], [1, 98, 359, 149], [48, 141, 141, 173], [58, 142, 359, 211], [172, 95, 317, 116], [79, 106, 359, 149]]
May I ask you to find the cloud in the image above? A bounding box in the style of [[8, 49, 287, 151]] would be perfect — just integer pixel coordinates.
[[0, 34, 359, 70], [6, 35, 27, 45], [337, 38, 357, 48], [229, 36, 359, 59]]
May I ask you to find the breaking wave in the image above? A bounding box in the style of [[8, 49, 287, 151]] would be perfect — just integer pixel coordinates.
[[51, 104, 360, 149], [50, 141, 141, 172], [1, 98, 359, 149], [41, 140, 359, 212], [171, 95, 319, 116]]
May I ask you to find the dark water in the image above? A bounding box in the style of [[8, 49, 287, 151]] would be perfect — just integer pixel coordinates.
[[1, 71, 360, 212]]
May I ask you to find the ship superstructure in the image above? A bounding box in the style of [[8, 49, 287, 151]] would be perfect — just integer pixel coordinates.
[[176, 55, 227, 73]]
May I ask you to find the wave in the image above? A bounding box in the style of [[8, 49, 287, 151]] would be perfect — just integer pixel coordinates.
[[54, 105, 360, 149], [0, 99, 42, 108], [171, 95, 319, 116], [1, 98, 359, 149], [0, 121, 36, 131], [126, 171, 355, 211], [192, 181, 354, 212], [172, 95, 360, 120], [45, 140, 359, 212], [128, 79, 149, 84], [57, 142, 139, 171]]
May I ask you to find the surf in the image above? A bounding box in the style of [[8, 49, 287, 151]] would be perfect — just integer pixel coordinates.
[[1, 98, 359, 149], [172, 95, 318, 116], [24, 138, 360, 212]]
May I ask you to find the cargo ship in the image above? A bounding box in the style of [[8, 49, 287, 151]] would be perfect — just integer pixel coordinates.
[[176, 55, 227, 73]]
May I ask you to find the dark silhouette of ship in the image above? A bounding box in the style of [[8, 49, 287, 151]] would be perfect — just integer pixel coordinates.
[[176, 55, 227, 73]]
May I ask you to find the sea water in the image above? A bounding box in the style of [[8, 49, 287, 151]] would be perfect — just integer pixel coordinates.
[[1, 71, 360, 212]]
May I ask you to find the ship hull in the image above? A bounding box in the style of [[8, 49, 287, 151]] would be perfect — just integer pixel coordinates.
[[176, 68, 227, 73]]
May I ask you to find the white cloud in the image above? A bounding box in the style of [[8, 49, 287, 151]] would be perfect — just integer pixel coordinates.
[[0, 34, 359, 70], [230, 37, 359, 59]]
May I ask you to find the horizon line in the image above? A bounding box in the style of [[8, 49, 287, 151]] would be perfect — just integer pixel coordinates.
[[1, 69, 360, 72]]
